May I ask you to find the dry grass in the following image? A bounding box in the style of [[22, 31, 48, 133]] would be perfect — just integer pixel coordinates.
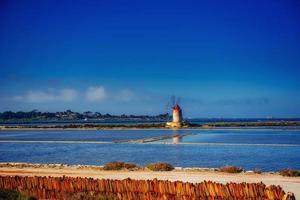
[[103, 161, 139, 171], [123, 163, 137, 170], [279, 169, 300, 177], [219, 166, 243, 173], [146, 162, 174, 171]]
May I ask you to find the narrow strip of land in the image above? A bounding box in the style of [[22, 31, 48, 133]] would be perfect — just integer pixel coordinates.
[[1, 140, 300, 147], [113, 133, 191, 143], [0, 140, 113, 144], [1, 122, 300, 131], [150, 141, 300, 147]]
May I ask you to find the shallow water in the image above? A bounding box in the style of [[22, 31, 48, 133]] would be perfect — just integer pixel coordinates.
[[161, 129, 300, 145], [0, 128, 299, 171], [0, 129, 183, 142]]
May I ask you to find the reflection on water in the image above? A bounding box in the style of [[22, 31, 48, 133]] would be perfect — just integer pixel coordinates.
[[172, 130, 182, 144], [0, 129, 192, 142]]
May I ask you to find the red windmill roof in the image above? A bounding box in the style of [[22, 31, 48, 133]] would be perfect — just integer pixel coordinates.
[[173, 104, 181, 111]]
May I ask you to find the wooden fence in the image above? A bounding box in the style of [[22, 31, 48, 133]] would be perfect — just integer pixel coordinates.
[[0, 176, 295, 200]]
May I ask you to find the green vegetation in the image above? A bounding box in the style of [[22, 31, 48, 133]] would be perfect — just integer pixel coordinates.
[[279, 169, 300, 177], [0, 189, 36, 200], [3, 123, 167, 129], [103, 161, 139, 171], [70, 192, 117, 200], [146, 162, 174, 171], [0, 110, 170, 121], [219, 166, 243, 173]]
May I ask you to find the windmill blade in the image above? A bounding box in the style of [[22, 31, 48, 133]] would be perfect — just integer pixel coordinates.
[[171, 95, 175, 107], [165, 101, 171, 114], [165, 96, 173, 114], [176, 97, 181, 105]]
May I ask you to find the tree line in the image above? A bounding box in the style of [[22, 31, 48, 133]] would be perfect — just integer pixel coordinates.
[[0, 110, 170, 120]]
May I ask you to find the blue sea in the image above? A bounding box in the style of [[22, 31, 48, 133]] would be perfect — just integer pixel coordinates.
[[0, 128, 300, 171]]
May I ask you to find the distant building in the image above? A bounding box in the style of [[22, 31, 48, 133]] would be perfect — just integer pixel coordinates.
[[166, 104, 183, 128]]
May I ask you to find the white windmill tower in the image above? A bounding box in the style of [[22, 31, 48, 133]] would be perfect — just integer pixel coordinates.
[[166, 96, 183, 128]]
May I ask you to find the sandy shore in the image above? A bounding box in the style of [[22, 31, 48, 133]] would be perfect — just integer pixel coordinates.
[[0, 164, 299, 199]]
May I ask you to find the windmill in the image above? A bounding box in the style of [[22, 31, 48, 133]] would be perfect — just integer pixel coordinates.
[[166, 96, 183, 123]]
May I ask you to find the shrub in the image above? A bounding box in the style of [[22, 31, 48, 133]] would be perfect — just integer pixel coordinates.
[[146, 162, 174, 171], [0, 189, 37, 200], [70, 192, 117, 200], [279, 169, 300, 177], [103, 161, 138, 170], [123, 163, 137, 170], [103, 161, 124, 170], [219, 166, 243, 173]]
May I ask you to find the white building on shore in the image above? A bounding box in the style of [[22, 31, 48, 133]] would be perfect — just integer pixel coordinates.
[[166, 104, 183, 128]]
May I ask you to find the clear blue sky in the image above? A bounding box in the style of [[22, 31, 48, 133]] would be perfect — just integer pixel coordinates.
[[0, 0, 299, 117]]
